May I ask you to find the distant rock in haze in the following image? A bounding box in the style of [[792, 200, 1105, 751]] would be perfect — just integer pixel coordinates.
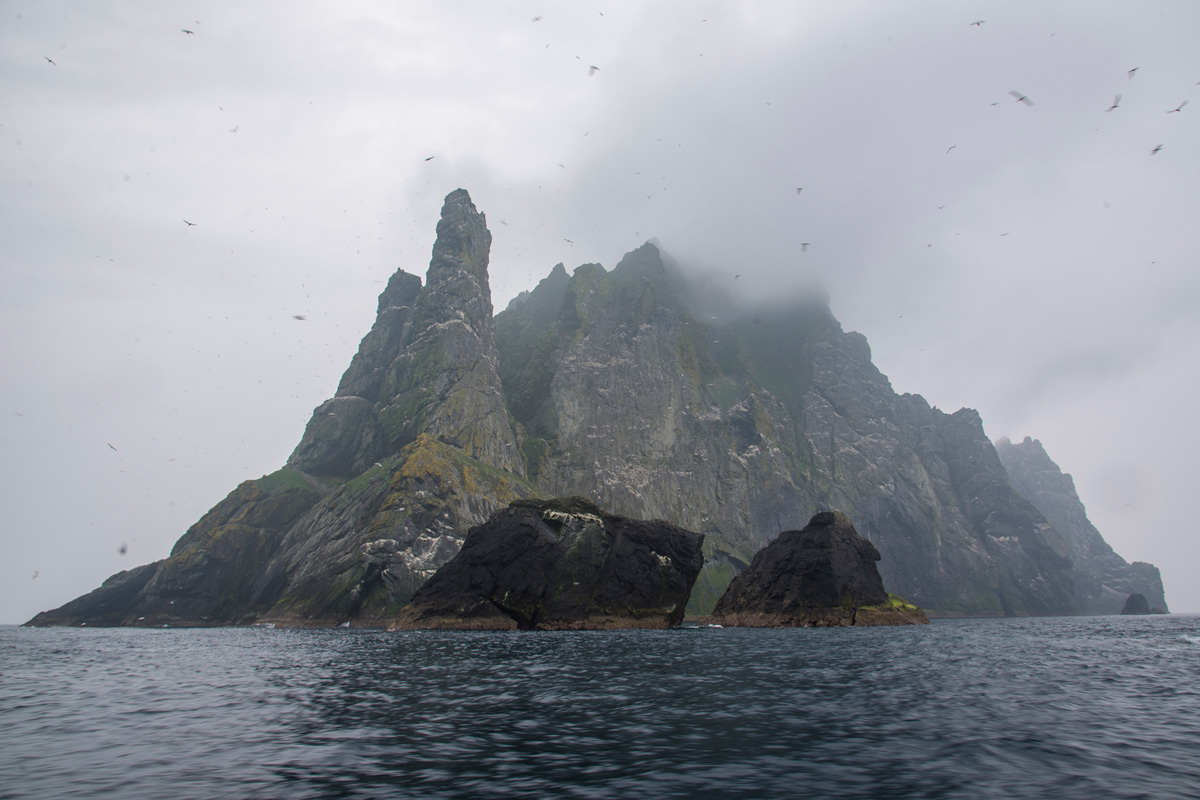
[[1121, 593, 1151, 614], [1120, 593, 1165, 615], [390, 497, 704, 630], [995, 436, 1168, 614], [702, 511, 928, 627]]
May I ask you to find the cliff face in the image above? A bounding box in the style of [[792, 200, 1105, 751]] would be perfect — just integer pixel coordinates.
[[995, 436, 1168, 614], [29, 190, 535, 628], [27, 189, 1165, 627], [496, 246, 1079, 616]]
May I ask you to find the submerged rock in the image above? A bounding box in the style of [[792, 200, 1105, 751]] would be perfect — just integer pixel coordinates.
[[389, 497, 704, 630], [702, 511, 928, 627]]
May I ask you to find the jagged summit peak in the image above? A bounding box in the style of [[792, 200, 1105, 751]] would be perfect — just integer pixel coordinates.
[[612, 241, 665, 281], [429, 188, 492, 288], [288, 188, 518, 478], [996, 435, 1051, 465]]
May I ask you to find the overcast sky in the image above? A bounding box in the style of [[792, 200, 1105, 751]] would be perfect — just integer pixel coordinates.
[[3, 1, 1198, 623]]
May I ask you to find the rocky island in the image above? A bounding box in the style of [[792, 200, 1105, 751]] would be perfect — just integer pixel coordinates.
[[26, 188, 1168, 627], [390, 496, 704, 630], [703, 511, 928, 627]]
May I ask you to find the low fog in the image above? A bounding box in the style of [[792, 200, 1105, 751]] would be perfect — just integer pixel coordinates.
[[2, 1, 1198, 622]]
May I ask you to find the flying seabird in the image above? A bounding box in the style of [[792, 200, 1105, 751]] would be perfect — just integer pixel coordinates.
[[44, 56, 56, 65], [118, 543, 128, 555], [970, 20, 985, 26], [424, 156, 435, 161], [795, 188, 803, 194], [1008, 90, 1034, 106], [1167, 101, 1188, 113], [182, 29, 194, 35], [292, 314, 307, 320], [800, 243, 810, 252], [946, 145, 957, 154], [1106, 94, 1121, 112], [1128, 67, 1139, 78], [108, 443, 118, 451], [1151, 144, 1163, 155], [588, 65, 599, 76], [183, 219, 196, 226]]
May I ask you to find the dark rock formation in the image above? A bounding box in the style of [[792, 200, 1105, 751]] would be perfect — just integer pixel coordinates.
[[995, 436, 1169, 614], [390, 497, 704, 630], [25, 562, 163, 627], [1120, 593, 1166, 615], [1121, 593, 1151, 615], [702, 511, 928, 627]]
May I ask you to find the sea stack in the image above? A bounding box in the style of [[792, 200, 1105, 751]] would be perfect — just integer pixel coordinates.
[[390, 497, 705, 630], [703, 511, 928, 627], [1119, 593, 1165, 615]]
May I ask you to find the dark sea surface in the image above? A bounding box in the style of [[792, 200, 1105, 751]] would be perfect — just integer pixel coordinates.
[[2, 616, 1198, 799]]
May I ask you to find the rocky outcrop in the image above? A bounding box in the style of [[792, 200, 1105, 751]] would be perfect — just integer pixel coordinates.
[[1120, 593, 1166, 615], [25, 561, 164, 627], [390, 497, 704, 630], [701, 511, 928, 627], [1121, 593, 1151, 614], [995, 436, 1169, 614]]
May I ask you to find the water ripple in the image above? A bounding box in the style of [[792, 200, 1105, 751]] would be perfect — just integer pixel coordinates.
[[2, 617, 1199, 798]]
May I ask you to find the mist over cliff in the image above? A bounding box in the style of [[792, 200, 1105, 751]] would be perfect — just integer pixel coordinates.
[[27, 190, 1165, 626]]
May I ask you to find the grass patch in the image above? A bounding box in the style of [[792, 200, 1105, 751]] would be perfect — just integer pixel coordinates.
[[256, 468, 313, 495]]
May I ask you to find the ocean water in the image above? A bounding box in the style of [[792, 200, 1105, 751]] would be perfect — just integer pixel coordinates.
[[2, 616, 1198, 799]]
